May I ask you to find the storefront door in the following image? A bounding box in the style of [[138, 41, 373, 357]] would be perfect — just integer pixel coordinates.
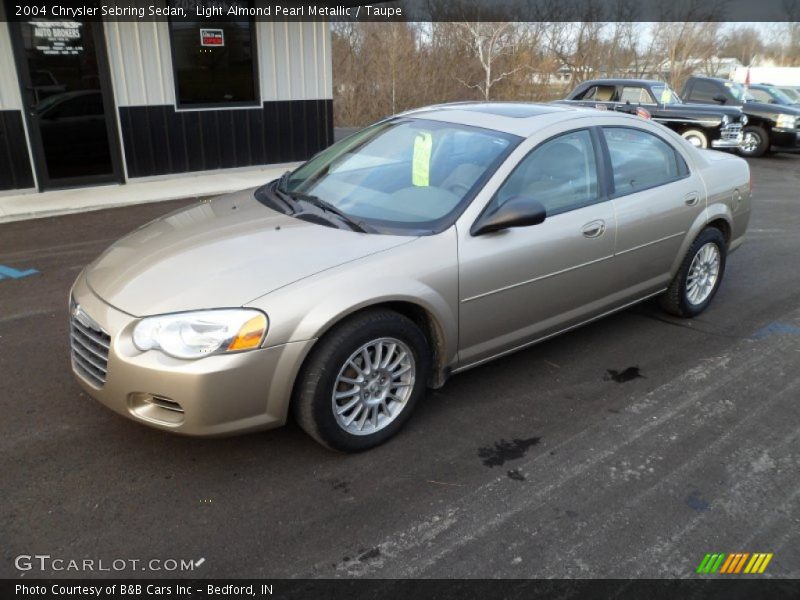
[[9, 19, 123, 190]]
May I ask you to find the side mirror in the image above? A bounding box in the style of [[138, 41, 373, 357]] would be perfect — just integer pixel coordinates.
[[712, 94, 728, 104], [471, 196, 547, 236]]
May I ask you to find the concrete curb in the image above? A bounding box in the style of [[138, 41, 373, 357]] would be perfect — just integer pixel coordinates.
[[0, 163, 300, 224]]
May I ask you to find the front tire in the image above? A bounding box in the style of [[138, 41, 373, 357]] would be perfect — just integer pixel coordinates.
[[659, 227, 727, 318], [292, 309, 430, 452], [681, 129, 708, 149], [739, 125, 769, 158]]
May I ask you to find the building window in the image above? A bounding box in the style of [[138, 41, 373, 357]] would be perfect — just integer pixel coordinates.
[[168, 3, 258, 107]]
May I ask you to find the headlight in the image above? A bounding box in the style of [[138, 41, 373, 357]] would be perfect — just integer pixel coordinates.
[[721, 114, 730, 126], [776, 114, 797, 129], [741, 114, 748, 125], [133, 309, 268, 359]]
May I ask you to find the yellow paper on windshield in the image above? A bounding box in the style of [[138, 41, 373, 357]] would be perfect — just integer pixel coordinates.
[[660, 88, 672, 103], [412, 132, 432, 187]]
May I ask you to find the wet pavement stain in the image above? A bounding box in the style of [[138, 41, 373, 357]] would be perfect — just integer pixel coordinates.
[[686, 490, 710, 512], [329, 478, 351, 494], [358, 547, 381, 562], [478, 437, 541, 467], [604, 366, 644, 383], [507, 469, 526, 481]]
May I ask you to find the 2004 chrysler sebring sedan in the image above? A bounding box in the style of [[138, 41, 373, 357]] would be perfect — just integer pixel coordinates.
[[70, 103, 751, 451]]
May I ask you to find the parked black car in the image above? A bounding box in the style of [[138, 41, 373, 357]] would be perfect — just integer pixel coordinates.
[[558, 79, 746, 151], [776, 86, 800, 104], [681, 76, 800, 157], [746, 84, 800, 107]]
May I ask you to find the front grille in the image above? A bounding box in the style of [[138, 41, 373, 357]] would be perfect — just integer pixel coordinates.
[[70, 305, 111, 388], [721, 123, 743, 141]]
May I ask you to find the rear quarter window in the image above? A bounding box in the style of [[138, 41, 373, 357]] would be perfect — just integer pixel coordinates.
[[576, 85, 617, 102]]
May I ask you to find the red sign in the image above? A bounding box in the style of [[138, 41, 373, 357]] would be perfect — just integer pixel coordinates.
[[200, 29, 224, 47]]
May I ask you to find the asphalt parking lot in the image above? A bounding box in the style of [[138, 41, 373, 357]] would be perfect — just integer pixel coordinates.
[[1, 153, 799, 580]]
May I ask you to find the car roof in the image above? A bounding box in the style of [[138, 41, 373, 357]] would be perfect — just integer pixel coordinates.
[[397, 101, 643, 137], [578, 79, 664, 87]]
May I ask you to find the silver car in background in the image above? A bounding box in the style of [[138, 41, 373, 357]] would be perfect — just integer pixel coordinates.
[[70, 103, 751, 451]]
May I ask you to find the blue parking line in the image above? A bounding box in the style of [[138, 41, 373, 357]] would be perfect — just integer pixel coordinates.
[[0, 265, 40, 281], [752, 322, 800, 339]]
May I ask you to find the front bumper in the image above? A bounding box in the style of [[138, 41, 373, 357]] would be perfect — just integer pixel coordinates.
[[69, 272, 314, 436], [711, 124, 743, 149], [711, 135, 743, 149]]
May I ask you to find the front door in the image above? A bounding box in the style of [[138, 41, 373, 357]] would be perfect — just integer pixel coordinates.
[[9, 18, 122, 190], [457, 128, 619, 367]]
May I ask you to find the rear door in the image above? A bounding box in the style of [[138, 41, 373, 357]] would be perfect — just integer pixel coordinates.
[[602, 126, 705, 297]]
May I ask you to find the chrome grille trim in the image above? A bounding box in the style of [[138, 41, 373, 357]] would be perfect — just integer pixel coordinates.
[[70, 332, 107, 361], [71, 340, 107, 373], [70, 305, 110, 388], [71, 318, 110, 349], [720, 123, 743, 140]]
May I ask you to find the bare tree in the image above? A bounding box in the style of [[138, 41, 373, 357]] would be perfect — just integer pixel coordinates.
[[650, 21, 722, 91], [452, 22, 528, 100], [783, 0, 800, 65], [720, 26, 764, 66]]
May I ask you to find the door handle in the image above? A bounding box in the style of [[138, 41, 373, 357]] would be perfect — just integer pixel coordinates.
[[582, 220, 605, 238], [684, 193, 700, 206]]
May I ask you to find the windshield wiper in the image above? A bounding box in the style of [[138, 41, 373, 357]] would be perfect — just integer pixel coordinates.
[[289, 191, 370, 233], [254, 173, 299, 215], [277, 170, 370, 233], [295, 192, 370, 233]]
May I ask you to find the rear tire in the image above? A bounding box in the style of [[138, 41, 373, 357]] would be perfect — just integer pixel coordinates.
[[681, 129, 708, 149], [739, 125, 769, 158], [659, 227, 727, 318], [292, 309, 430, 452]]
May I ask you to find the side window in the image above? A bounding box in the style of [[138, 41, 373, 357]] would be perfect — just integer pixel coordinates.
[[492, 130, 599, 217], [578, 85, 616, 102], [603, 127, 687, 195], [620, 86, 653, 104], [688, 80, 719, 102], [748, 88, 772, 103]]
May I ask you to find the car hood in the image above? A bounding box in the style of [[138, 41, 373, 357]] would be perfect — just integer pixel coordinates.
[[743, 101, 800, 116], [85, 188, 415, 316]]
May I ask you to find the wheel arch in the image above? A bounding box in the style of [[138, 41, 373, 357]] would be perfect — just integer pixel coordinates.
[[706, 216, 732, 247], [745, 116, 772, 132], [670, 209, 733, 276], [293, 296, 455, 393]]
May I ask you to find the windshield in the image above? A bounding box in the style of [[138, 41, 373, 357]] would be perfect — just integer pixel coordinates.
[[761, 86, 795, 105], [651, 84, 682, 105], [724, 82, 756, 102], [780, 87, 800, 102], [283, 118, 520, 234]]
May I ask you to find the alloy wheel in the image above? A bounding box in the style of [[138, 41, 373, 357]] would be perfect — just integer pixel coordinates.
[[686, 242, 721, 305], [741, 132, 760, 154], [331, 337, 416, 435]]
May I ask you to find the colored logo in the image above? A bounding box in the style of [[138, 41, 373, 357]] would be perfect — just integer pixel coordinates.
[[696, 552, 773, 574]]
